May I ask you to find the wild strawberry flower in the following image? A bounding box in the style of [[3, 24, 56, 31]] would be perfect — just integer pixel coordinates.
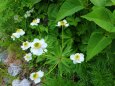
[[70, 53, 84, 64], [11, 29, 25, 40], [24, 53, 32, 62], [30, 18, 40, 26], [30, 70, 44, 84], [30, 38, 47, 56], [21, 41, 31, 50], [56, 19, 69, 27]]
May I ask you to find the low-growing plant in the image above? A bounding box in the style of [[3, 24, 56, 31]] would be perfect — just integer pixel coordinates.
[[0, 0, 115, 86]]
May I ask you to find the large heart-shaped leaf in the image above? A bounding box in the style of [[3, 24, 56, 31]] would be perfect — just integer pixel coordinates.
[[82, 7, 115, 32], [86, 32, 112, 61], [56, 0, 84, 21]]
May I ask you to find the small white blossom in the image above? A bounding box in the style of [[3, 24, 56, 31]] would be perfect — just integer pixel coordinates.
[[24, 8, 34, 18], [24, 53, 32, 62], [70, 53, 84, 64], [11, 33, 20, 40], [30, 38, 47, 56], [30, 18, 40, 26], [24, 12, 31, 18], [21, 41, 31, 50], [56, 19, 69, 27], [16, 29, 25, 36], [11, 29, 25, 40], [29, 8, 34, 13], [30, 70, 44, 84]]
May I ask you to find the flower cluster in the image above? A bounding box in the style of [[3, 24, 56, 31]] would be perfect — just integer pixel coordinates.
[[11, 17, 46, 84], [24, 8, 34, 18], [11, 17, 85, 85], [30, 70, 44, 84], [11, 29, 25, 40], [21, 38, 47, 62]]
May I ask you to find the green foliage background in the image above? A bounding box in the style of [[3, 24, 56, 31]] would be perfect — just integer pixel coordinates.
[[0, 0, 115, 86]]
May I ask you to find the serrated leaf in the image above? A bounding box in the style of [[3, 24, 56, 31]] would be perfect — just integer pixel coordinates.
[[86, 32, 112, 61], [56, 0, 84, 21], [82, 7, 115, 32]]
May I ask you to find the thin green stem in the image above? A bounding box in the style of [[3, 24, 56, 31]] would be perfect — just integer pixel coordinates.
[[62, 26, 64, 50], [17, 38, 24, 42]]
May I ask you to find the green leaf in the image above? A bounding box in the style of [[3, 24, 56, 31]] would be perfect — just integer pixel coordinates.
[[86, 32, 112, 61], [111, 0, 115, 4], [48, 4, 59, 20], [82, 7, 115, 32], [56, 0, 84, 21], [90, 0, 112, 6], [22, 0, 41, 8]]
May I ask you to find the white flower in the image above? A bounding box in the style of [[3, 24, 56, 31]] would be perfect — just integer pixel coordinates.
[[70, 53, 84, 64], [29, 8, 34, 13], [16, 29, 25, 36], [11, 33, 20, 40], [24, 8, 34, 18], [11, 29, 25, 40], [30, 18, 40, 26], [30, 38, 47, 56], [24, 12, 31, 18], [21, 41, 31, 50], [24, 53, 32, 62], [30, 70, 44, 84], [56, 19, 69, 27]]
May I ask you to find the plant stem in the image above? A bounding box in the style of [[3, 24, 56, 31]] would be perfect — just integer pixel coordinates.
[[62, 26, 64, 50]]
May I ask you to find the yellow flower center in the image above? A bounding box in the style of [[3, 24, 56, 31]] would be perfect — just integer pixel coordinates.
[[23, 42, 28, 47], [26, 55, 30, 59], [34, 42, 41, 48], [75, 54, 80, 60], [16, 29, 22, 33], [33, 73, 39, 80], [60, 21, 65, 26], [32, 19, 37, 23]]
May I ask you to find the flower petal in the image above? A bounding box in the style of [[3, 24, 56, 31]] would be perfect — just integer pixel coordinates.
[[34, 78, 41, 84], [38, 70, 44, 78]]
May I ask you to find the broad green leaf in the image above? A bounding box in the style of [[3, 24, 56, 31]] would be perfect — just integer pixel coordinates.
[[22, 0, 41, 8], [90, 0, 113, 6], [86, 32, 112, 61], [82, 7, 115, 32], [111, 0, 115, 4], [48, 4, 59, 20], [56, 0, 84, 21]]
